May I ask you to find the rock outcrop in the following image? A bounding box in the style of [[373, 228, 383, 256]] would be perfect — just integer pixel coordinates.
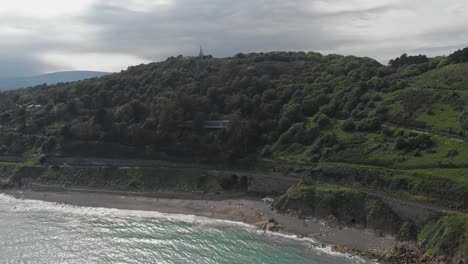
[[273, 183, 403, 234], [256, 218, 283, 232]]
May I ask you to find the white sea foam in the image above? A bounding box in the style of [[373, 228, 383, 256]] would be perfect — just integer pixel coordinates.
[[0, 192, 253, 227], [0, 193, 378, 264], [254, 230, 377, 264]]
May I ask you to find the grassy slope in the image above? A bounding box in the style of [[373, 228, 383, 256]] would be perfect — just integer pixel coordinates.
[[418, 213, 468, 263], [271, 64, 468, 262], [274, 64, 468, 208], [412, 63, 468, 90], [416, 104, 463, 132], [382, 64, 468, 134]]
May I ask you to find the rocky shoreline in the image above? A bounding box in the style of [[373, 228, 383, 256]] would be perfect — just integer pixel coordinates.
[[0, 160, 465, 263], [2, 185, 463, 264], [3, 188, 398, 260], [332, 243, 454, 264]]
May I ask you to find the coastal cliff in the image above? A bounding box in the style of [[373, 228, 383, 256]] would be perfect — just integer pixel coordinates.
[[1, 160, 466, 263], [273, 183, 467, 264], [273, 184, 405, 235]]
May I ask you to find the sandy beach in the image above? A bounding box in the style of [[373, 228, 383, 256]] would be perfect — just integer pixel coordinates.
[[4, 188, 396, 254]]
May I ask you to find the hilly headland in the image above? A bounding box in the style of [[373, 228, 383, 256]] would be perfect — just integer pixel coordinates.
[[1, 48, 468, 263]]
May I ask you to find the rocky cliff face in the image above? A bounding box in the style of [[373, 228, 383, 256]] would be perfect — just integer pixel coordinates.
[[0, 162, 298, 196], [273, 183, 468, 264], [273, 184, 404, 234]]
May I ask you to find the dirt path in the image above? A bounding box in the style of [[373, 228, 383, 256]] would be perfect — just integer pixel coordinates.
[[382, 123, 467, 143], [350, 184, 457, 214]]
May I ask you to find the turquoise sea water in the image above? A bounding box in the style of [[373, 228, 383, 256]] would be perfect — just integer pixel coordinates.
[[0, 194, 374, 264]]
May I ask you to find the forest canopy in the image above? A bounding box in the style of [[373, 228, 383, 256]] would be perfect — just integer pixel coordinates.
[[0, 48, 467, 162]]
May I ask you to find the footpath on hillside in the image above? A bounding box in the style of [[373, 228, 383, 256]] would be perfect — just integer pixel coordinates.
[[382, 122, 467, 142]]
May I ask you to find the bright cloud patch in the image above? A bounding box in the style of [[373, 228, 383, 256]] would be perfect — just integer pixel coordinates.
[[38, 52, 150, 73], [0, 0, 96, 17], [0, 0, 467, 78], [309, 0, 396, 14], [106, 0, 175, 12]]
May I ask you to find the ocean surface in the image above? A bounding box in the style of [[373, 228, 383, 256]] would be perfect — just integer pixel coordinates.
[[0, 194, 374, 264]]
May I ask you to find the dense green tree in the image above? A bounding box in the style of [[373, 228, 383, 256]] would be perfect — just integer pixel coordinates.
[[341, 119, 356, 132], [448, 47, 468, 64], [367, 76, 386, 90], [314, 112, 330, 127], [389, 53, 428, 68]]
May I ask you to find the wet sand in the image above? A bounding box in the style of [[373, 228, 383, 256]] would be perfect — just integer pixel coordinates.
[[4, 188, 396, 253]]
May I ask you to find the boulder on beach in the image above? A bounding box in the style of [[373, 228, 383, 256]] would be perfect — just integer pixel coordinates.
[[256, 218, 283, 232]]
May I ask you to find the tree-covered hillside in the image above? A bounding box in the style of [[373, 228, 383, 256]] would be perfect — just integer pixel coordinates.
[[2, 47, 468, 263], [0, 48, 467, 167]]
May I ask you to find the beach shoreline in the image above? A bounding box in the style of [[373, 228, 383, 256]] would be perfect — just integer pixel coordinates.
[[2, 187, 396, 255]]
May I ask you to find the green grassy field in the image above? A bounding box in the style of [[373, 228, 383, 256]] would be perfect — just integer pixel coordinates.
[[417, 104, 463, 132], [412, 63, 468, 90]]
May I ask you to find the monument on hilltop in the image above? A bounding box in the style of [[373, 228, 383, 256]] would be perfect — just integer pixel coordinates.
[[199, 45, 204, 58]]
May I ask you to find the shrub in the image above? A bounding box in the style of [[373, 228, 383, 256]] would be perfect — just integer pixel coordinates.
[[341, 119, 356, 132], [302, 99, 318, 116], [356, 115, 381, 131], [395, 133, 434, 151], [314, 112, 330, 127], [277, 123, 304, 145], [286, 143, 305, 154], [446, 149, 459, 158], [367, 77, 386, 90]]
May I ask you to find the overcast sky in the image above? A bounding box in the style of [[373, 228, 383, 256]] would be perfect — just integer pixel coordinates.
[[1, 0, 467, 78]]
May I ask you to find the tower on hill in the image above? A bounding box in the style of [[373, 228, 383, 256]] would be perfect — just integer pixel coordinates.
[[199, 45, 204, 58]]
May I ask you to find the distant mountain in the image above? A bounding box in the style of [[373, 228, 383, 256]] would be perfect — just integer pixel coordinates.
[[0, 71, 112, 90]]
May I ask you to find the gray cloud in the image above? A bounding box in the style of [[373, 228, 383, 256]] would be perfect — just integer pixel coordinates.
[[84, 0, 359, 60], [0, 0, 467, 78]]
